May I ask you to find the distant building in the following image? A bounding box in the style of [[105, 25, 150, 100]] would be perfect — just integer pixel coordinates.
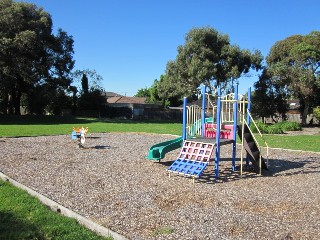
[[102, 92, 124, 98], [107, 96, 147, 104], [287, 99, 300, 114], [105, 94, 162, 119]]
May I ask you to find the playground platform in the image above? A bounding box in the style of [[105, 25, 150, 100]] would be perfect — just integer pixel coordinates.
[[189, 137, 234, 146]]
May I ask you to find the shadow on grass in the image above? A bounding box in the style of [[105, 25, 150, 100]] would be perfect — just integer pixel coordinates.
[[0, 115, 181, 125], [0, 115, 97, 125], [0, 211, 45, 240]]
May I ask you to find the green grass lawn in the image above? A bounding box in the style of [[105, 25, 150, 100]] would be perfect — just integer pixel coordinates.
[[263, 135, 320, 152], [0, 179, 111, 240], [0, 115, 319, 151], [0, 115, 182, 137]]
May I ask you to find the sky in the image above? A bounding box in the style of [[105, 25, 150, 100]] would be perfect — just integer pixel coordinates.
[[24, 0, 320, 96]]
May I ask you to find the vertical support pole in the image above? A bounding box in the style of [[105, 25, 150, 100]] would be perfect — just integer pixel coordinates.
[[182, 97, 187, 141], [232, 84, 238, 171], [246, 87, 251, 167], [247, 87, 251, 126], [215, 88, 221, 179], [201, 85, 206, 138]]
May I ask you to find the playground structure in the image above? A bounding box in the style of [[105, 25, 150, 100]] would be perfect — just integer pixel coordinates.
[[71, 127, 89, 145], [147, 84, 269, 180]]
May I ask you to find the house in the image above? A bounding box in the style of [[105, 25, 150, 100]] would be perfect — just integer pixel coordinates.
[[107, 96, 147, 105], [102, 92, 124, 98], [105, 95, 160, 119], [287, 99, 300, 114]]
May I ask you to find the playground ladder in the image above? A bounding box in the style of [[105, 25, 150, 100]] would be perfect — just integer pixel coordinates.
[[167, 140, 216, 181]]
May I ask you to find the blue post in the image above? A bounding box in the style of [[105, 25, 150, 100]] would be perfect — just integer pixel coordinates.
[[201, 85, 206, 138], [182, 97, 187, 140], [232, 84, 238, 171], [215, 87, 221, 179]]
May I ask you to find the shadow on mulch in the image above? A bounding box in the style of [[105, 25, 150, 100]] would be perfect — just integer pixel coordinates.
[[78, 144, 112, 150], [158, 156, 320, 184], [266, 157, 320, 176]]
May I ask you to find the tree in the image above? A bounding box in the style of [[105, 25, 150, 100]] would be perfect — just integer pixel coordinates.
[[252, 68, 288, 122], [72, 69, 104, 94], [72, 69, 105, 112], [267, 31, 320, 125], [313, 106, 320, 123], [0, 0, 74, 115], [81, 74, 89, 95], [135, 88, 150, 98], [158, 27, 263, 102], [135, 79, 168, 105]]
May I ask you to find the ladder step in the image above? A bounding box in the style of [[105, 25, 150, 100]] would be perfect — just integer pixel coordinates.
[[167, 159, 208, 178]]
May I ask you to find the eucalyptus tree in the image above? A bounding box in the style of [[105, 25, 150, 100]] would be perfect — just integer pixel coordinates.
[[158, 27, 263, 102], [72, 69, 104, 94], [267, 31, 320, 124], [252, 68, 288, 122], [72, 69, 105, 111], [0, 0, 74, 114]]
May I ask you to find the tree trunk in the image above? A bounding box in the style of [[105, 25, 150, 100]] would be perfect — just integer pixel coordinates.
[[13, 89, 21, 115], [7, 93, 14, 114], [301, 99, 309, 125]]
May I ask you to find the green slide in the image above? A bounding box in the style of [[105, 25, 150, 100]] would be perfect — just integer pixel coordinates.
[[146, 136, 183, 161]]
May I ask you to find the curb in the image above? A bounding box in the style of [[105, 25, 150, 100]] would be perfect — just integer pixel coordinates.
[[0, 172, 128, 240]]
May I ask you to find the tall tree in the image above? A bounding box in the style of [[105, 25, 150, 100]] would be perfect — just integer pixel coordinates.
[[135, 87, 150, 98], [81, 73, 89, 95], [72, 69, 105, 112], [158, 27, 263, 102], [72, 69, 103, 93], [252, 68, 288, 122], [267, 31, 320, 124], [0, 0, 74, 115], [135, 79, 166, 105]]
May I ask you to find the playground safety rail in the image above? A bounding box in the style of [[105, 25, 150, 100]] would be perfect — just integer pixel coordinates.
[[240, 110, 269, 175], [205, 92, 246, 124], [186, 105, 202, 138]]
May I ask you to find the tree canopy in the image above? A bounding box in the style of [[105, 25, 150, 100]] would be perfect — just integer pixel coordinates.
[[157, 27, 263, 104], [0, 0, 74, 114], [72, 69, 105, 112], [251, 68, 288, 122], [266, 31, 320, 124], [135, 79, 168, 105]]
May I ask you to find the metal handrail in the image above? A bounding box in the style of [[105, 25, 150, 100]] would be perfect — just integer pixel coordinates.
[[244, 110, 269, 172], [246, 110, 269, 152]]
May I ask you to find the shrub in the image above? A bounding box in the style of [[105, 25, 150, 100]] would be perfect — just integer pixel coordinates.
[[250, 121, 268, 134], [267, 125, 284, 134], [313, 106, 320, 122], [276, 121, 302, 131], [250, 121, 283, 134]]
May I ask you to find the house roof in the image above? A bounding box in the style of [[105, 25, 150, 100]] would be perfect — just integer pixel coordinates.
[[287, 99, 300, 110], [179, 98, 215, 108], [107, 96, 147, 104], [103, 92, 123, 98]]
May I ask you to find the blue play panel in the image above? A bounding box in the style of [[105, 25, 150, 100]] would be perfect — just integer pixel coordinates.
[[167, 158, 208, 178]]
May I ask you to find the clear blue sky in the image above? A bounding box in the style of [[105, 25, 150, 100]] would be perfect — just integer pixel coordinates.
[[25, 0, 320, 96]]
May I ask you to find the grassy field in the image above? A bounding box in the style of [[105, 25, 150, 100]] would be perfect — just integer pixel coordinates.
[[0, 179, 111, 240], [0, 115, 319, 239], [0, 115, 182, 137], [0, 115, 319, 152], [262, 134, 320, 152]]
